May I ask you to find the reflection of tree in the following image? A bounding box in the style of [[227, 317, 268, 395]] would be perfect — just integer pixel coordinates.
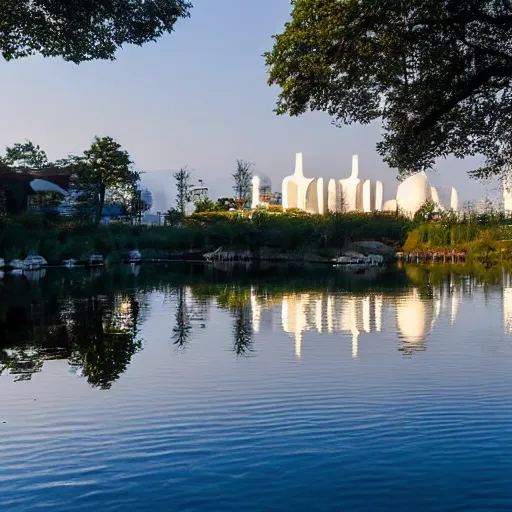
[[231, 304, 253, 356], [66, 295, 142, 390], [172, 286, 191, 351], [214, 285, 254, 356]]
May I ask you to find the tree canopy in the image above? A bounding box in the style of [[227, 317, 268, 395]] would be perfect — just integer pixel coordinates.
[[1, 0, 192, 63], [80, 136, 139, 224], [232, 159, 253, 208], [265, 0, 512, 179], [1, 140, 49, 168]]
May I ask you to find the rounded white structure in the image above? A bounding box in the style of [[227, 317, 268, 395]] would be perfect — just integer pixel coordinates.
[[383, 199, 397, 212], [396, 289, 435, 352], [396, 173, 432, 217]]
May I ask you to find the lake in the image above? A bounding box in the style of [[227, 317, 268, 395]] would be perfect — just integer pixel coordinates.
[[1, 262, 512, 511]]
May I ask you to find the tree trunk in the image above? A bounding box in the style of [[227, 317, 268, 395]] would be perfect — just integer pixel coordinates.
[[96, 182, 106, 227]]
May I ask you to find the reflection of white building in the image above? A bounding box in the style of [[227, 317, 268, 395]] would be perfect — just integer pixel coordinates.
[[248, 284, 465, 359], [503, 273, 512, 334]]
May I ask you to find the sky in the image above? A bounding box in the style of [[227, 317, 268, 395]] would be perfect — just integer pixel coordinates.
[[0, 0, 499, 211]]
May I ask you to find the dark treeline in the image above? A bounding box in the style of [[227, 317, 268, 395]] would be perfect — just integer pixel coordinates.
[[0, 211, 411, 263]]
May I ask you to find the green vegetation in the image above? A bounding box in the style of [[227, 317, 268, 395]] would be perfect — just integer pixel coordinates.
[[0, 140, 49, 168], [232, 159, 254, 208], [403, 208, 512, 267], [265, 0, 512, 178], [0, 211, 411, 264], [0, 137, 148, 221], [79, 136, 141, 226], [2, 0, 191, 63]]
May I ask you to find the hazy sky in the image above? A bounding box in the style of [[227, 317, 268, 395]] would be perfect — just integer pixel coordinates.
[[0, 0, 497, 208]]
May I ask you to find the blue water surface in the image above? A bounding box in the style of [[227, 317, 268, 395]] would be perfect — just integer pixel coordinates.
[[1, 266, 511, 511]]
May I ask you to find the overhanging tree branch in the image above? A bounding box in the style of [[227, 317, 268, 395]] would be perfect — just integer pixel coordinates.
[[414, 64, 512, 133]]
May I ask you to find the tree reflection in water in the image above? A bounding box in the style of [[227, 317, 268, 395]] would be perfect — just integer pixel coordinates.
[[0, 268, 145, 389], [1, 261, 499, 387], [172, 286, 192, 351], [65, 295, 142, 390], [215, 286, 254, 356], [231, 303, 254, 356]]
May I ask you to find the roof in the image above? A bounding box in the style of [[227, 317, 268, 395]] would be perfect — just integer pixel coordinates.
[[0, 166, 72, 191]]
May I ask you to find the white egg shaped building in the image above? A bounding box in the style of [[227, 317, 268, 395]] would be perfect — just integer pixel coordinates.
[[396, 173, 432, 217]]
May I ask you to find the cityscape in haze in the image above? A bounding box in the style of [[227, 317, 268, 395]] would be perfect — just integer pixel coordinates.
[[0, 0, 496, 210]]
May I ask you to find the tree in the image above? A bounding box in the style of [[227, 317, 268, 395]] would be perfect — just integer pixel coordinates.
[[1, 0, 192, 63], [129, 189, 150, 224], [194, 198, 219, 213], [164, 207, 182, 226], [1, 140, 49, 168], [413, 199, 438, 223], [265, 0, 512, 179], [232, 159, 253, 208], [216, 197, 237, 211], [79, 136, 139, 225], [173, 166, 192, 216]]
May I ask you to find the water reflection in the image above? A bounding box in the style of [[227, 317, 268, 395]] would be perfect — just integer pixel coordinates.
[[2, 263, 512, 387], [65, 295, 142, 389]]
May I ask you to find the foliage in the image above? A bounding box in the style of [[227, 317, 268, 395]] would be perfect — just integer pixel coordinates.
[[0, 211, 413, 263], [402, 215, 512, 267], [173, 167, 192, 216], [232, 159, 254, 208], [79, 136, 139, 225], [1, 140, 49, 168], [413, 200, 438, 223], [164, 208, 182, 227], [216, 197, 237, 211], [265, 0, 512, 178], [194, 198, 219, 213], [128, 189, 150, 224], [1, 0, 192, 63]]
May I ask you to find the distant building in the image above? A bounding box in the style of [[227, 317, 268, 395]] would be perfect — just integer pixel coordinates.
[[140, 186, 153, 211], [0, 166, 72, 214], [279, 153, 459, 217]]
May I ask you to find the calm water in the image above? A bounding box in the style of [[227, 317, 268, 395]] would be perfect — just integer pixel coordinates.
[[1, 263, 512, 511]]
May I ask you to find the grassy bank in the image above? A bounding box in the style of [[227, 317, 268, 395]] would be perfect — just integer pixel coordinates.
[[0, 211, 412, 264], [403, 220, 512, 266], [5, 210, 512, 268]]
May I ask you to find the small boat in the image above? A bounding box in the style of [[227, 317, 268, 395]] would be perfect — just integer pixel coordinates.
[[63, 259, 77, 268], [332, 255, 355, 265], [23, 255, 48, 270], [203, 247, 223, 263], [88, 254, 104, 267], [9, 259, 25, 275], [333, 252, 385, 267], [126, 250, 142, 263]]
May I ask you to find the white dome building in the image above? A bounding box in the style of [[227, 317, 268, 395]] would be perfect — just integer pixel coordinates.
[[396, 173, 432, 217]]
